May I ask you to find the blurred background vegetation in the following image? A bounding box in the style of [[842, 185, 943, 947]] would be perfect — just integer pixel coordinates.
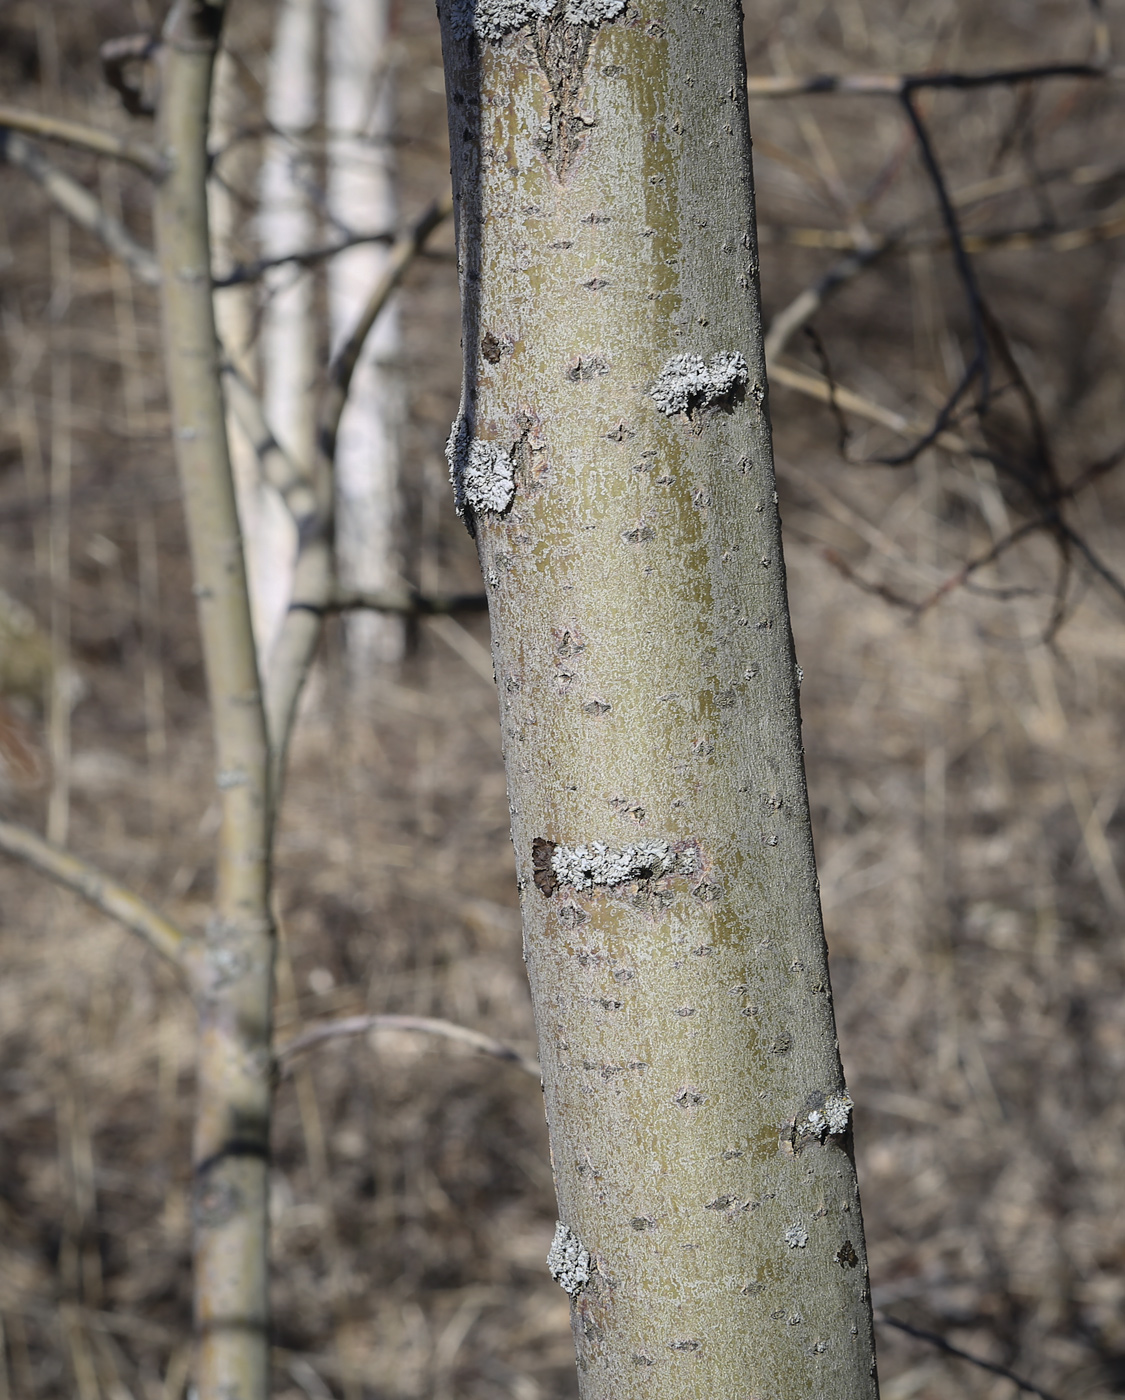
[[1, 1, 1123, 1398]]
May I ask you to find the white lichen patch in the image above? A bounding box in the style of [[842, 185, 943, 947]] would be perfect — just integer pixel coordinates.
[[650, 351, 749, 416], [551, 840, 683, 890], [798, 1091, 854, 1141], [784, 1224, 809, 1249], [547, 1220, 592, 1296], [448, 0, 623, 43], [445, 417, 516, 515]]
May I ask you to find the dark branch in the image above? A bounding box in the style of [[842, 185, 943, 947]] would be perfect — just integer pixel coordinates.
[[100, 34, 160, 119], [290, 585, 487, 617], [213, 228, 397, 289], [746, 61, 1120, 99], [876, 1312, 1062, 1400], [876, 92, 991, 466]]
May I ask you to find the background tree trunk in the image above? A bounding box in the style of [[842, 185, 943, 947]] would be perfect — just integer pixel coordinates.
[[436, 3, 879, 1396], [156, 6, 275, 1398], [327, 0, 407, 681], [257, 0, 316, 664], [210, 48, 290, 672]]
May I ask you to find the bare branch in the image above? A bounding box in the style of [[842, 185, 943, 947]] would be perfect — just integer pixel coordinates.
[[277, 1014, 542, 1080], [747, 62, 1121, 99], [213, 227, 398, 289], [768, 361, 971, 455], [264, 190, 455, 789], [0, 817, 186, 967], [100, 34, 160, 119], [0, 130, 159, 285], [220, 359, 317, 524], [320, 190, 455, 466], [296, 585, 488, 617], [0, 105, 162, 175], [876, 1312, 1062, 1400]]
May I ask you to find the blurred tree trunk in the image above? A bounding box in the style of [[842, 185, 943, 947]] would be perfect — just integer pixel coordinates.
[[327, 0, 407, 680], [258, 0, 316, 663], [157, 6, 274, 1399], [436, 3, 879, 1396], [210, 48, 292, 671]]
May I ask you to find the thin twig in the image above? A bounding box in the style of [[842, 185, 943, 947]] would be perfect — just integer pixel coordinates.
[[0, 130, 159, 284], [0, 818, 186, 967], [213, 227, 398, 288], [769, 361, 971, 455], [876, 1312, 1062, 1400], [277, 1014, 542, 1080], [880, 91, 989, 464], [762, 206, 1125, 257], [746, 62, 1121, 99], [0, 105, 162, 175]]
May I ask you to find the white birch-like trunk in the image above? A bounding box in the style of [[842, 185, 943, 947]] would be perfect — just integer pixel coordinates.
[[436, 3, 879, 1396], [210, 51, 287, 671], [257, 0, 317, 665], [327, 0, 406, 677]]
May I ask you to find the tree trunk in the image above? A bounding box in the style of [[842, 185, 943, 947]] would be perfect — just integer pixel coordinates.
[[326, 0, 406, 679], [436, 4, 879, 1397]]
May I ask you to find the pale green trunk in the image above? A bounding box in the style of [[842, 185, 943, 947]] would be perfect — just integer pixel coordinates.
[[437, 3, 879, 1396]]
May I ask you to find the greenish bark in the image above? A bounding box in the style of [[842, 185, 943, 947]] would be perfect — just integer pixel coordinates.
[[155, 7, 274, 1399], [436, 3, 879, 1396]]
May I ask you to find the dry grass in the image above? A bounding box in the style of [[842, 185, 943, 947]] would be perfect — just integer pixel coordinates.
[[1, 1, 1124, 1398]]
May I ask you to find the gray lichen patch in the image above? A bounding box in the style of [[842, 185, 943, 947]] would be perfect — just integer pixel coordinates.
[[547, 1220, 592, 1296], [650, 351, 749, 417], [563, 0, 626, 24], [445, 417, 516, 516], [448, 0, 625, 43], [784, 1223, 809, 1249], [550, 840, 689, 891], [797, 1091, 854, 1142]]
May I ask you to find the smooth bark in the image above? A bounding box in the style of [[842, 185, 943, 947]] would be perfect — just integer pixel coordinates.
[[155, 7, 274, 1398], [327, 0, 407, 676], [436, 3, 879, 1396]]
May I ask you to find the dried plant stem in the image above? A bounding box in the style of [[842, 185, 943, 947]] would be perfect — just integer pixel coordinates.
[[277, 1013, 542, 1079], [154, 7, 274, 1400], [46, 215, 73, 849]]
